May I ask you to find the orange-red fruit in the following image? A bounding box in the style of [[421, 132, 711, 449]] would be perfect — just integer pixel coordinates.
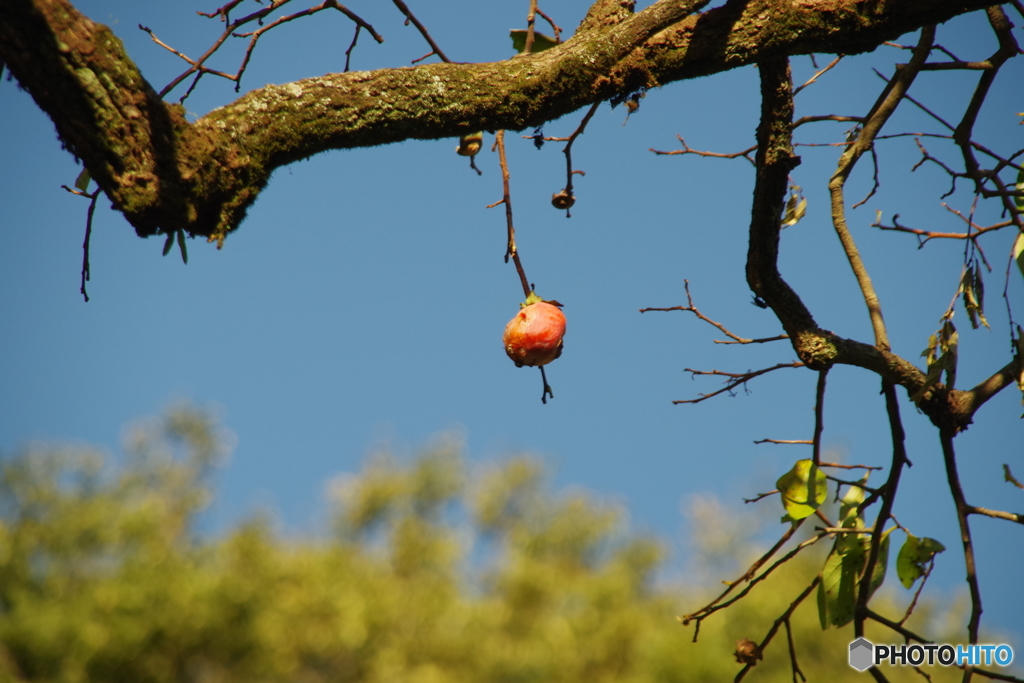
[[503, 301, 566, 367]]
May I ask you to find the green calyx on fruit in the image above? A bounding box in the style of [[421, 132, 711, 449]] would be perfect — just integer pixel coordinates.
[[503, 291, 566, 368]]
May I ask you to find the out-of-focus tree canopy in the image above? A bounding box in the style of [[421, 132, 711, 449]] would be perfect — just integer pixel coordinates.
[[0, 407, 967, 682]]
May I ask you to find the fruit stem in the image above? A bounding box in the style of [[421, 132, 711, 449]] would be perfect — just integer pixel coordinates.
[[539, 366, 554, 404]]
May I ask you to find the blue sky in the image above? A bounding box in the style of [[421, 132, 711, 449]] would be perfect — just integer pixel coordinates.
[[2, 0, 1022, 650]]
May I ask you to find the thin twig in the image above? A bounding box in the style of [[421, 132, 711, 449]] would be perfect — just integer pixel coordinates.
[[966, 505, 1023, 524], [754, 439, 813, 445], [650, 135, 757, 166], [391, 0, 450, 63], [743, 489, 779, 503], [940, 427, 982, 682], [534, 5, 563, 43], [783, 618, 807, 683], [793, 55, 843, 95], [682, 520, 806, 632], [865, 608, 932, 644], [640, 280, 788, 345], [489, 131, 531, 298], [854, 382, 909, 640], [675, 362, 805, 405], [62, 184, 101, 302], [899, 558, 933, 626], [734, 578, 821, 683], [553, 101, 600, 216], [829, 26, 936, 351], [144, 1, 382, 100], [820, 462, 884, 471], [1004, 464, 1024, 489]]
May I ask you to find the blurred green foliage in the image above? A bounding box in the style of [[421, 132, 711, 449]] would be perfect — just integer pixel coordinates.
[[0, 407, 963, 682]]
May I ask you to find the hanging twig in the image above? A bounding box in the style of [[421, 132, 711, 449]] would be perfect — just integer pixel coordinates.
[[552, 101, 600, 216], [488, 131, 531, 298], [62, 183, 101, 302]]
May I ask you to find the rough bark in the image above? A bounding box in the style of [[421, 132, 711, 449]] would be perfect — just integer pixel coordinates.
[[0, 0, 993, 244]]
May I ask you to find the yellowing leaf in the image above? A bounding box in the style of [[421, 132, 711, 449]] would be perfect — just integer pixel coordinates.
[[776, 459, 826, 522]]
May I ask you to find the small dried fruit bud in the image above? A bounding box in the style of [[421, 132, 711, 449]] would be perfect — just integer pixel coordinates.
[[503, 292, 566, 368], [551, 190, 575, 210], [456, 132, 484, 157], [733, 638, 763, 665]]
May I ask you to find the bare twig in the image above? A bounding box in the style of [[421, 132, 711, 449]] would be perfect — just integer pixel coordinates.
[[650, 135, 757, 166], [734, 578, 821, 683], [873, 213, 1011, 245], [681, 525, 831, 640], [1004, 464, 1024, 489], [234, 1, 382, 89], [743, 489, 779, 504], [855, 382, 909, 640], [966, 505, 1023, 524], [534, 5, 563, 43], [489, 131, 531, 298], [552, 101, 600, 216], [783, 618, 807, 683], [899, 558, 934, 626], [640, 280, 788, 345], [940, 427, 982, 681], [144, 1, 382, 99], [62, 184, 101, 303], [829, 26, 936, 351], [865, 608, 932, 644], [754, 439, 812, 445], [391, 0, 450, 63], [973, 668, 1024, 683], [793, 55, 843, 95], [820, 462, 884, 471], [675, 362, 804, 404]]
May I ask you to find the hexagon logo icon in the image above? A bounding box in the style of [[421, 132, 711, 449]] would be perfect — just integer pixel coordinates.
[[849, 638, 874, 671]]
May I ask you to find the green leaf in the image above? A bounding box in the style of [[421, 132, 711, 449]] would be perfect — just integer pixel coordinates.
[[896, 534, 946, 589], [818, 545, 847, 629], [776, 459, 826, 522], [818, 526, 893, 629], [74, 168, 91, 192], [162, 232, 175, 257], [868, 528, 893, 597], [838, 475, 869, 528], [177, 229, 188, 265], [509, 29, 558, 54]]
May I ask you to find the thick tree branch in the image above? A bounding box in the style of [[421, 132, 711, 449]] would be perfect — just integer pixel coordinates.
[[0, 0, 996, 244]]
